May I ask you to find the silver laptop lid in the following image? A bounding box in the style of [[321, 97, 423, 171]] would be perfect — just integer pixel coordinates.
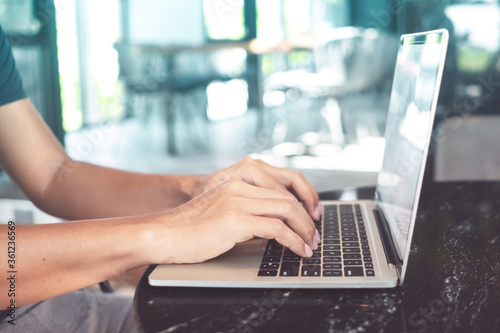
[[374, 29, 449, 283]]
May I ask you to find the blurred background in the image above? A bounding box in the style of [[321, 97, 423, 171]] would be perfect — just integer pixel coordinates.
[[2, 0, 500, 199]]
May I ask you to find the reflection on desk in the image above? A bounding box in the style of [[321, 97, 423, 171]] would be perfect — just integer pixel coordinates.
[[134, 181, 500, 333]]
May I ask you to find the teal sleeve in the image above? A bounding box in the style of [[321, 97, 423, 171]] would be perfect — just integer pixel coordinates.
[[0, 25, 27, 107]]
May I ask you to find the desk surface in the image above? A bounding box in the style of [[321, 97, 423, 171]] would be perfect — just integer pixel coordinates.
[[134, 182, 500, 333], [130, 37, 314, 55]]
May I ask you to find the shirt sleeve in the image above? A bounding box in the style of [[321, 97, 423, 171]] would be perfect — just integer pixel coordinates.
[[0, 25, 27, 107]]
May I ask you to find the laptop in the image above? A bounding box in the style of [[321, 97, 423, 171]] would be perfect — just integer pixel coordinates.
[[149, 29, 449, 289]]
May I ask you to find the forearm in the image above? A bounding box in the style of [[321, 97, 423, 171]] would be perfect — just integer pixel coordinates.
[[0, 216, 158, 307], [33, 159, 201, 220]]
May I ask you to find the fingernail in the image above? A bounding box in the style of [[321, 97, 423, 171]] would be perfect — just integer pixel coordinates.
[[304, 244, 313, 257]]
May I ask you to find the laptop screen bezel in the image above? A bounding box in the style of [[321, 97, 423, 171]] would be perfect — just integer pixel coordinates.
[[374, 29, 449, 284]]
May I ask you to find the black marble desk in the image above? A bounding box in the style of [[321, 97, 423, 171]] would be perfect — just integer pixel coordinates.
[[134, 182, 500, 333]]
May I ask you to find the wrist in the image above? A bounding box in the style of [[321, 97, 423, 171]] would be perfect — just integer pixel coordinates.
[[139, 212, 178, 265]]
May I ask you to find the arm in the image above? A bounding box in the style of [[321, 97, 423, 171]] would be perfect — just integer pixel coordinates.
[[1, 217, 153, 307]]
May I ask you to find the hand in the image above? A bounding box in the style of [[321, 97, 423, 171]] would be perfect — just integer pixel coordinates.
[[191, 157, 321, 221], [152, 177, 321, 264]]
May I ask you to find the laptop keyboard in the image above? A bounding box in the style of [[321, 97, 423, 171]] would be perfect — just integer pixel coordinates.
[[257, 204, 375, 278]]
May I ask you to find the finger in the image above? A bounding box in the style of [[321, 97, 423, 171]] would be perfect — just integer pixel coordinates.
[[255, 160, 321, 220], [255, 160, 319, 210], [227, 179, 301, 201], [239, 216, 314, 258], [224, 170, 320, 242], [241, 196, 317, 250], [223, 180, 319, 249], [232, 159, 289, 193]]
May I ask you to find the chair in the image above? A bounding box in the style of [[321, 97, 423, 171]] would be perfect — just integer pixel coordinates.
[[115, 43, 169, 120], [115, 43, 238, 155], [163, 50, 239, 155]]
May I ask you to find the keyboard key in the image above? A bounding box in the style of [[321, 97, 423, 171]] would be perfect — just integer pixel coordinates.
[[324, 240, 340, 245], [260, 262, 280, 270], [283, 256, 301, 261], [280, 262, 300, 276], [324, 235, 340, 240], [303, 258, 321, 265], [323, 270, 342, 277], [323, 245, 340, 251], [301, 265, 321, 276], [262, 256, 281, 263], [343, 232, 357, 237], [363, 257, 373, 262], [360, 239, 368, 244], [324, 225, 338, 230], [344, 260, 363, 266], [343, 248, 360, 253], [323, 257, 341, 263], [258, 270, 278, 276], [264, 249, 282, 256], [345, 267, 364, 277], [311, 252, 322, 258], [343, 254, 361, 259], [266, 241, 283, 251], [365, 263, 374, 269], [342, 242, 359, 247], [342, 237, 358, 242], [362, 251, 371, 256], [366, 270, 375, 277], [362, 245, 370, 250], [324, 251, 341, 257], [323, 263, 342, 270]]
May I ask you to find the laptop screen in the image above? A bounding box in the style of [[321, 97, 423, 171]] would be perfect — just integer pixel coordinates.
[[375, 30, 448, 261]]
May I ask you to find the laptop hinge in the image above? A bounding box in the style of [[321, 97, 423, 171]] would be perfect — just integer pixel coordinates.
[[372, 207, 402, 279]]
